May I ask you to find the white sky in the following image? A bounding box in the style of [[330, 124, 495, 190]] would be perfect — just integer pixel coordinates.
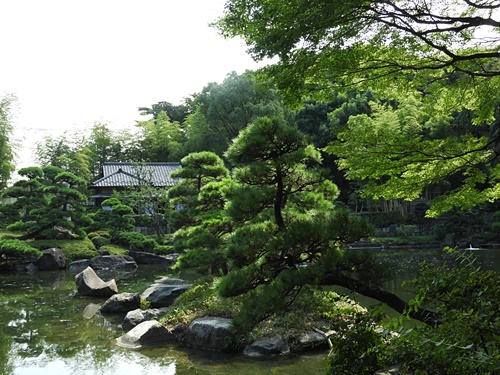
[[0, 0, 267, 168]]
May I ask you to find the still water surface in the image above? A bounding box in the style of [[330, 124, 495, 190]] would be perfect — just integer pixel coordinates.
[[1, 248, 498, 375]]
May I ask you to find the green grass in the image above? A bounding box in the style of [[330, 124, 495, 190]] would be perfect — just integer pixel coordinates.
[[370, 235, 436, 244], [98, 243, 128, 255]]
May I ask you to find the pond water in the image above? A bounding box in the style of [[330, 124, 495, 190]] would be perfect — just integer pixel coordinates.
[[1, 248, 498, 375]]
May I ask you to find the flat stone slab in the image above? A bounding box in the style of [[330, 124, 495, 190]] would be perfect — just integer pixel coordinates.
[[243, 335, 290, 358], [141, 281, 191, 308], [116, 320, 177, 349]]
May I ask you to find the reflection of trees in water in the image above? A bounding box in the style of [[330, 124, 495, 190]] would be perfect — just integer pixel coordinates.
[[0, 267, 179, 374]]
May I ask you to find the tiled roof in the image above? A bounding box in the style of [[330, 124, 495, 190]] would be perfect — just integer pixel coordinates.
[[89, 162, 181, 188]]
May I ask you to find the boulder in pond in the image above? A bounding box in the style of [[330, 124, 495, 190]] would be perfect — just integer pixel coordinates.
[[184, 317, 237, 352], [243, 335, 290, 358], [128, 251, 173, 265], [100, 292, 141, 314], [89, 255, 137, 270], [116, 320, 177, 349], [141, 277, 191, 308], [36, 248, 66, 270], [122, 307, 170, 332], [75, 266, 118, 297]]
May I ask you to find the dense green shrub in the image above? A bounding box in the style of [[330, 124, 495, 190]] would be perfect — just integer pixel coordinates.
[[87, 231, 111, 240], [116, 231, 157, 252], [324, 248, 500, 374], [326, 310, 385, 375], [386, 248, 499, 374], [153, 244, 174, 255], [30, 238, 98, 263], [90, 235, 111, 249], [0, 239, 42, 260]]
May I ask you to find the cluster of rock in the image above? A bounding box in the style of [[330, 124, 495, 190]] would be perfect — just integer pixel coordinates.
[[73, 260, 330, 358], [26, 247, 178, 272]]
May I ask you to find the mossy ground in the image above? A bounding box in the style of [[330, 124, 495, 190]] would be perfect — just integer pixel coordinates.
[[0, 229, 129, 263], [161, 277, 365, 347]]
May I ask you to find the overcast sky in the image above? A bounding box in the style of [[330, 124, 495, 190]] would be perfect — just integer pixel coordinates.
[[0, 0, 267, 168]]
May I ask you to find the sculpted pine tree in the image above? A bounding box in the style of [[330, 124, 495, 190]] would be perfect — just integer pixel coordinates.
[[1, 166, 89, 240], [169, 152, 232, 275], [214, 116, 430, 329]]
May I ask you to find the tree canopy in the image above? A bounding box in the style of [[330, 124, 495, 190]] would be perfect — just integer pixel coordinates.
[[216, 0, 500, 122], [1, 166, 89, 240], [327, 94, 500, 216]]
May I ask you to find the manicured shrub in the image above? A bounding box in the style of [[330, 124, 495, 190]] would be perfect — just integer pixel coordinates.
[[116, 231, 157, 252], [88, 231, 111, 240], [0, 239, 42, 260], [30, 238, 98, 263], [153, 244, 174, 255], [90, 235, 111, 249]]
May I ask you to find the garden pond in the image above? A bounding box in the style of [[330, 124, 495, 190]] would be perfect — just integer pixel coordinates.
[[1, 247, 498, 375]]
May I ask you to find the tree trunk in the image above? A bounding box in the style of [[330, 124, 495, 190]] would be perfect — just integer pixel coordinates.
[[274, 169, 285, 230]]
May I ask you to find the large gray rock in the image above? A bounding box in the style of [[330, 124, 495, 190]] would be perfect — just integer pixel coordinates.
[[89, 255, 137, 270], [100, 292, 140, 314], [74, 266, 118, 297], [243, 335, 290, 358], [292, 331, 328, 352], [129, 251, 173, 265], [122, 307, 170, 332], [184, 317, 237, 352], [116, 320, 177, 349], [141, 277, 191, 308], [36, 248, 66, 270]]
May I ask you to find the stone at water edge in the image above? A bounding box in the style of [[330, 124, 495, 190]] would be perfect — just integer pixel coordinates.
[[122, 308, 170, 332], [243, 335, 290, 358], [100, 292, 141, 314], [140, 281, 191, 308], [184, 317, 237, 352], [74, 266, 118, 297], [116, 320, 177, 349], [35, 248, 66, 270]]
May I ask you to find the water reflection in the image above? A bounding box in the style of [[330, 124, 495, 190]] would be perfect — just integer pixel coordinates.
[[1, 249, 498, 375], [0, 265, 327, 375], [12, 348, 177, 375]]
